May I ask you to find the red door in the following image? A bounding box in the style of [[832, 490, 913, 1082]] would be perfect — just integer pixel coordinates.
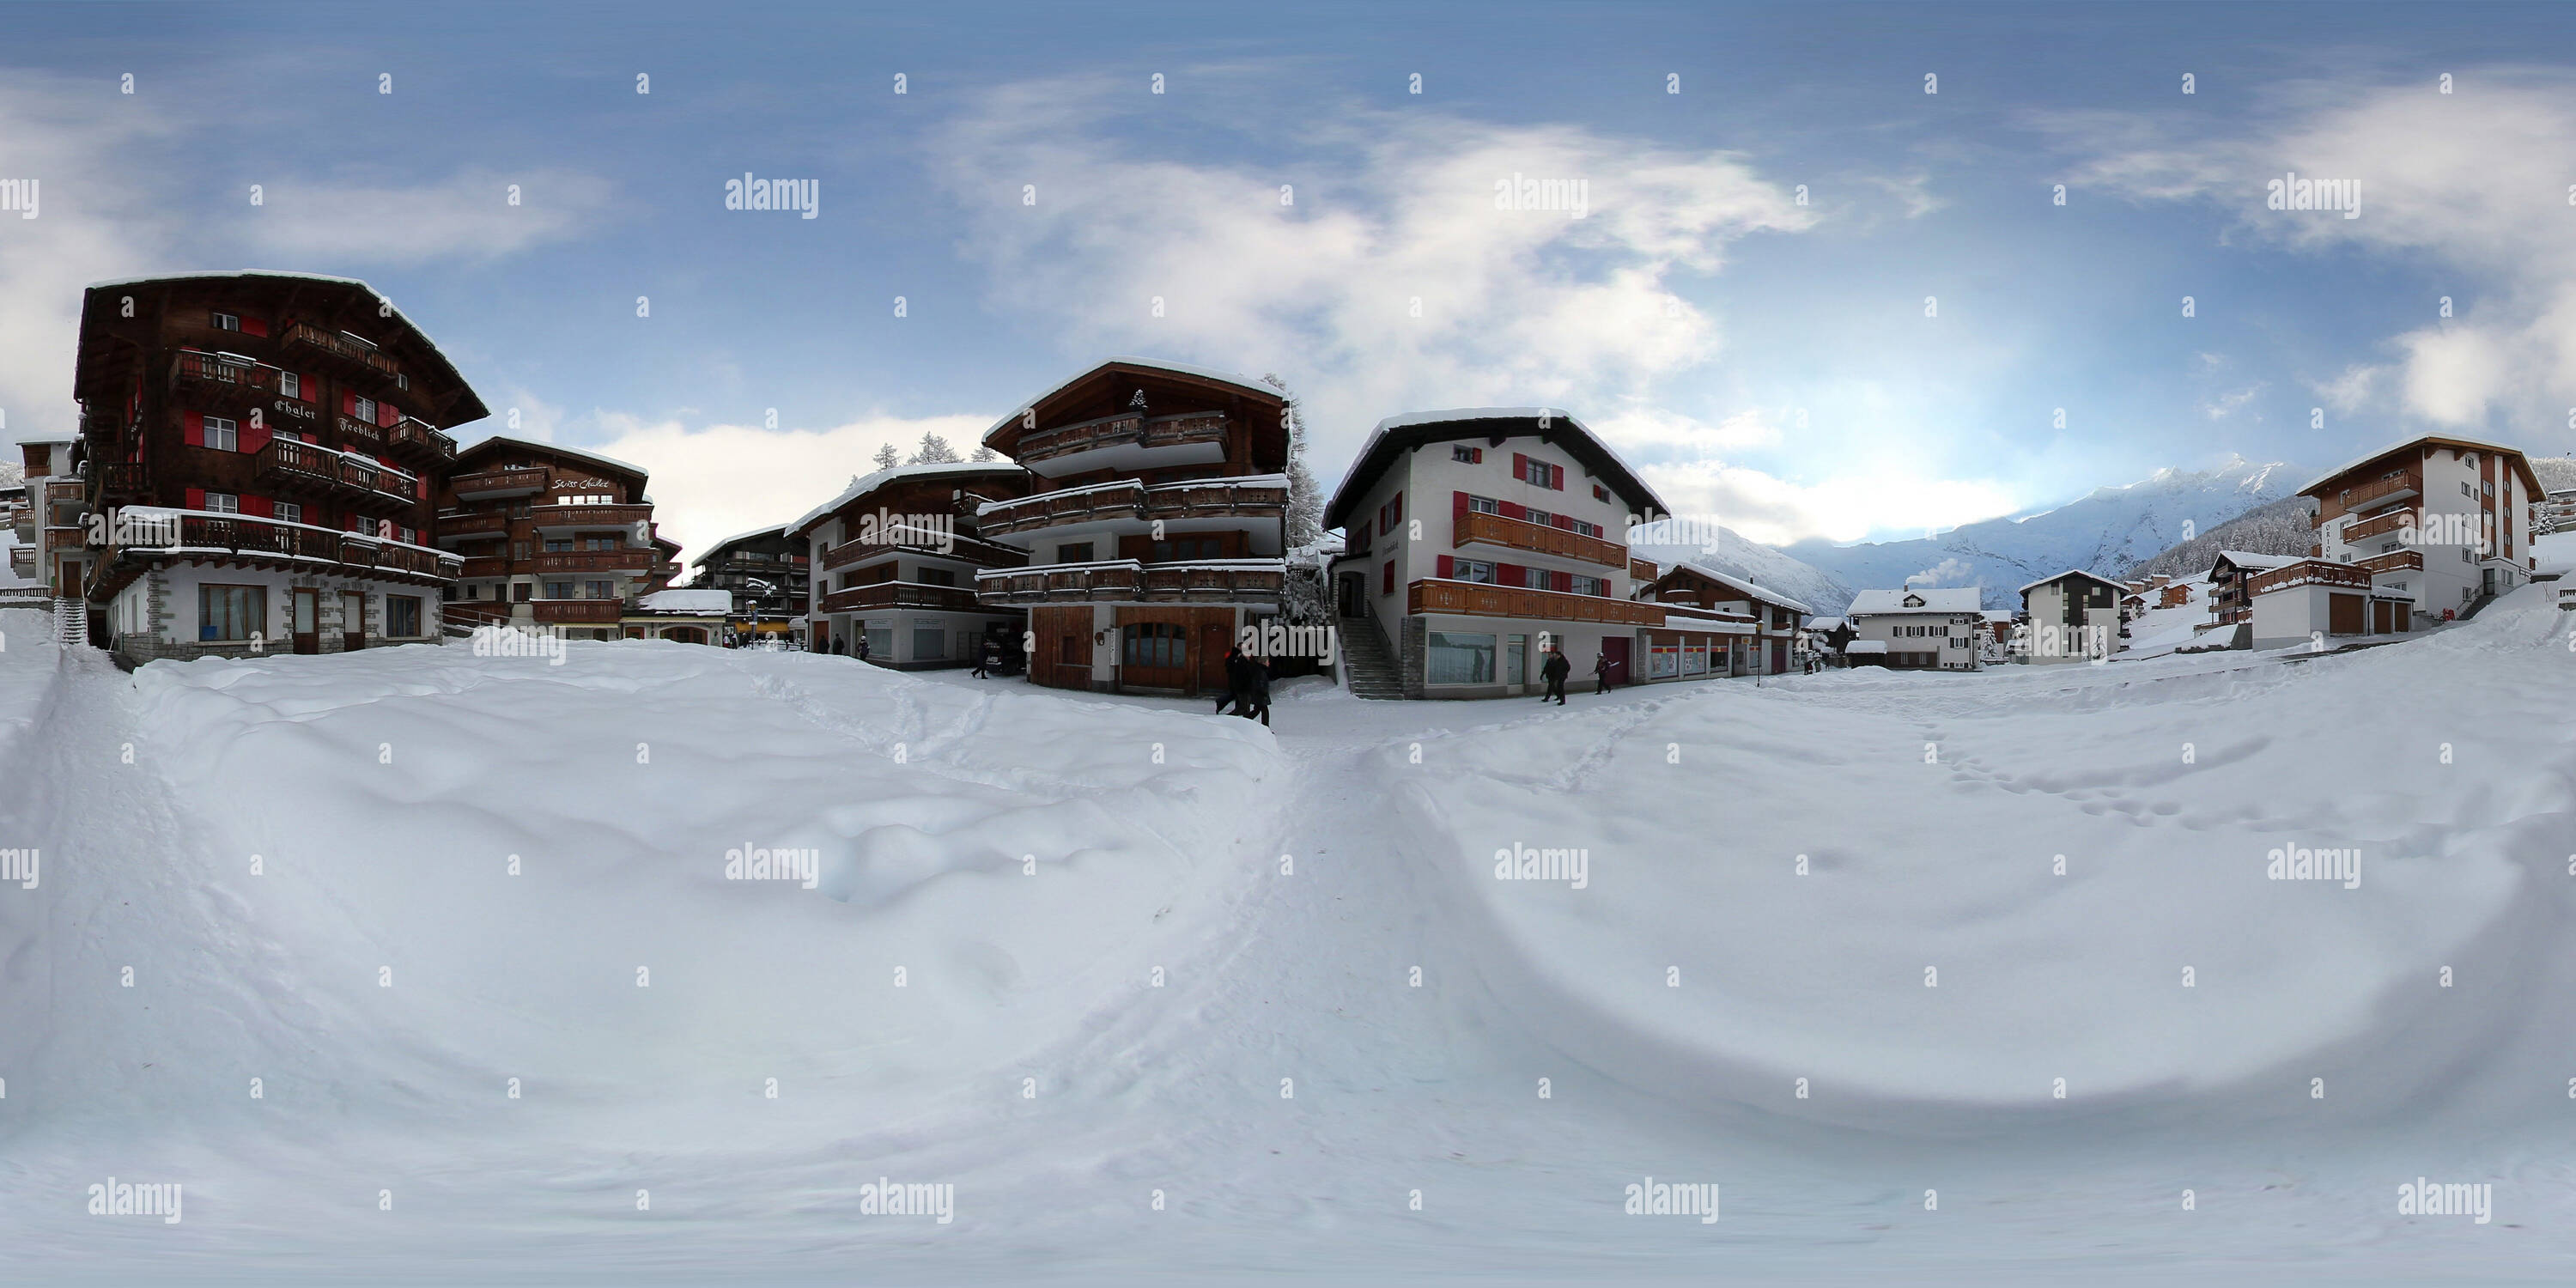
[[1771, 639, 1788, 673], [1600, 636, 1629, 683]]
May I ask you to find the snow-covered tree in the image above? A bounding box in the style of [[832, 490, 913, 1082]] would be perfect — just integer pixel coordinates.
[[1262, 374, 1330, 624], [970, 444, 998, 462], [872, 444, 901, 471], [909, 432, 960, 465]]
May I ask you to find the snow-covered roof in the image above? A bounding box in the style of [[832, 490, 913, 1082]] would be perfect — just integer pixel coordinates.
[[788, 461, 1026, 537], [13, 434, 77, 446], [637, 588, 731, 613], [83, 270, 477, 410], [2298, 433, 2543, 497], [1846, 586, 1983, 616], [1844, 640, 1890, 654], [2015, 568, 2128, 596], [1981, 610, 2016, 622], [1672, 560, 1812, 614], [690, 523, 792, 567], [1662, 614, 1754, 635], [1324, 407, 1668, 529], [1804, 616, 1849, 631], [454, 434, 649, 481], [983, 356, 1279, 443], [2213, 550, 2300, 573]]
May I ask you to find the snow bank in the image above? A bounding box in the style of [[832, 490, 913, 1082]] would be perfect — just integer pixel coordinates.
[[1392, 586, 2576, 1128]]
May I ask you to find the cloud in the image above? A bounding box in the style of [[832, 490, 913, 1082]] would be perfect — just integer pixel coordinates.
[[2061, 70, 2576, 442], [2203, 381, 2266, 420], [234, 169, 611, 265], [1629, 457, 2022, 547]]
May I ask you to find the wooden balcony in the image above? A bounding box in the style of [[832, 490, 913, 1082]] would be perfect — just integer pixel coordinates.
[[384, 416, 456, 464], [1630, 557, 1658, 583], [1015, 411, 1230, 469], [100, 510, 460, 583], [283, 321, 403, 386], [451, 467, 550, 499], [435, 510, 512, 540], [170, 349, 281, 405], [977, 477, 1288, 538], [336, 454, 421, 505], [459, 556, 508, 580], [254, 437, 343, 494], [93, 462, 149, 497], [1452, 509, 1627, 569], [2354, 549, 2424, 576], [2246, 559, 2372, 597], [820, 529, 1029, 572], [2342, 508, 2414, 543], [531, 598, 623, 624], [818, 581, 986, 613], [1406, 577, 1664, 626], [2333, 471, 2421, 512], [975, 559, 1284, 606], [532, 549, 653, 574], [529, 502, 650, 534]]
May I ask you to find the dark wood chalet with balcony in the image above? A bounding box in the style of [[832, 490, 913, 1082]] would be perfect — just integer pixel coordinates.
[[792, 461, 1034, 667], [70, 271, 482, 662], [689, 523, 811, 641], [975, 359, 1291, 695], [434, 435, 664, 640]]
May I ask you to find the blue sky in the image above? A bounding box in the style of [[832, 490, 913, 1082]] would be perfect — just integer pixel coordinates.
[[5, 1, 2575, 559]]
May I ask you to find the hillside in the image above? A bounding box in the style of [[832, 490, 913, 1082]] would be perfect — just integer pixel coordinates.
[[2121, 493, 2319, 580], [1628, 522, 1849, 611]]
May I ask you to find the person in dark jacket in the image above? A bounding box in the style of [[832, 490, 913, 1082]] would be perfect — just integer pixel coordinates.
[[1592, 650, 1613, 696], [1217, 647, 1248, 714], [1540, 646, 1571, 704], [1238, 655, 1272, 726], [972, 639, 995, 678], [855, 633, 871, 664]]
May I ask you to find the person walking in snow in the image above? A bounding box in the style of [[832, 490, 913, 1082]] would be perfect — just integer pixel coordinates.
[[1540, 646, 1571, 705], [973, 639, 995, 678], [1218, 647, 1249, 714], [1592, 650, 1613, 696], [1237, 654, 1272, 726], [855, 633, 871, 664]]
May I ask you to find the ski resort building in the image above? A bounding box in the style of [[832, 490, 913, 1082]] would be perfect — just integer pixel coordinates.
[[1843, 586, 1986, 671], [2207, 550, 2300, 626], [2298, 434, 2543, 623], [434, 435, 668, 641], [975, 359, 1291, 696], [2016, 569, 2126, 664], [1633, 562, 1810, 677], [1326, 408, 1668, 698], [690, 523, 810, 641], [793, 460, 1033, 668], [12, 435, 78, 591], [70, 272, 479, 662]]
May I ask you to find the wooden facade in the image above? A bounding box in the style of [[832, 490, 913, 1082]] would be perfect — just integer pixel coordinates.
[[434, 436, 664, 640], [796, 463, 1032, 667]]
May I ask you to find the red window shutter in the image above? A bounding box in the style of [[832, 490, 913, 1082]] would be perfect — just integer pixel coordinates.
[[1499, 501, 1525, 520], [241, 315, 269, 337], [1437, 555, 1454, 579], [1382, 561, 1394, 595], [179, 410, 204, 447], [1513, 453, 1528, 482], [1550, 464, 1565, 490], [304, 373, 320, 402], [1453, 491, 1469, 523], [1470, 447, 1482, 464], [185, 487, 206, 511], [1392, 491, 1403, 523], [1498, 562, 1524, 586], [240, 418, 272, 454], [1554, 513, 1573, 531], [1555, 570, 1572, 593], [241, 495, 273, 518], [379, 401, 398, 428], [415, 476, 427, 500], [342, 389, 355, 416]]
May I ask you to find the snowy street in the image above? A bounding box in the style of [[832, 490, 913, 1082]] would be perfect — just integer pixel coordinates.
[[3, 590, 2573, 1283]]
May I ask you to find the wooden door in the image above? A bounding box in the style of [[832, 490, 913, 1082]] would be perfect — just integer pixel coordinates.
[[1600, 636, 1629, 683], [1771, 639, 1788, 673], [1196, 621, 1229, 696], [2328, 592, 2364, 636], [343, 592, 366, 652], [1120, 621, 1190, 690], [291, 588, 319, 654]]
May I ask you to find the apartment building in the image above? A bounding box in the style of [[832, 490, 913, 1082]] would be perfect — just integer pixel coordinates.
[[794, 460, 1033, 667], [12, 436, 77, 589], [2298, 434, 2543, 624], [690, 523, 810, 641], [1634, 562, 1810, 677], [2016, 568, 2126, 664], [2207, 550, 2299, 626], [70, 272, 479, 662], [434, 435, 664, 641], [1843, 586, 1985, 671], [1326, 408, 1667, 698], [975, 359, 1291, 695]]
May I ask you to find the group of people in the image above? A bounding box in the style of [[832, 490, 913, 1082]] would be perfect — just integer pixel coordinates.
[[1216, 647, 1273, 726], [1532, 643, 1616, 705]]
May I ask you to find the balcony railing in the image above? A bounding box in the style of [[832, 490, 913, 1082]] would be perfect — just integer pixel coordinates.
[[451, 467, 551, 499], [818, 581, 986, 614], [385, 416, 456, 462], [283, 321, 403, 383], [171, 349, 282, 403], [820, 528, 1029, 572], [2354, 549, 2424, 576], [976, 476, 1289, 538], [1406, 577, 1665, 626], [2342, 508, 2414, 544], [254, 437, 343, 492], [459, 556, 508, 580], [1630, 557, 1658, 583], [2336, 472, 2421, 511], [93, 462, 149, 496], [532, 550, 653, 574], [1014, 410, 1230, 466], [975, 558, 1285, 606], [529, 502, 650, 533], [531, 598, 623, 624], [1452, 509, 1627, 569], [98, 509, 460, 581], [436, 510, 512, 539], [2245, 559, 2372, 597]]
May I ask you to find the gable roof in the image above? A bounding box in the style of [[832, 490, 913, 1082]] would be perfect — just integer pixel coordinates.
[[2016, 568, 2128, 596], [1668, 560, 1811, 614], [787, 461, 1030, 538], [689, 523, 793, 567], [2299, 434, 2543, 498], [1845, 586, 1983, 616], [2211, 550, 2300, 575], [453, 434, 648, 483], [1323, 407, 1668, 529]]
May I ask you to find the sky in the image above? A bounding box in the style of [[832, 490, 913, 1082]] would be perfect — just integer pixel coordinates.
[[3, 0, 2575, 562]]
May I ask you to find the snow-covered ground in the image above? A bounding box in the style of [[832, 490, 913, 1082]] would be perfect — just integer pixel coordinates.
[[4, 590, 2576, 1284]]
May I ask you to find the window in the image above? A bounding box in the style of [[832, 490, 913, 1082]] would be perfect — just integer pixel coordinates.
[[386, 596, 422, 638], [1593, 483, 1611, 503], [1467, 495, 1501, 515], [1057, 542, 1095, 563], [1526, 508, 1553, 528], [1507, 634, 1528, 685], [913, 622, 949, 659], [1425, 632, 1496, 684], [1569, 574, 1608, 597], [511, 541, 531, 561], [210, 311, 240, 331], [1151, 537, 1223, 561], [917, 567, 957, 586], [273, 501, 301, 525], [1121, 622, 1184, 669], [584, 580, 614, 600], [580, 536, 618, 551], [1517, 457, 1563, 489], [204, 492, 240, 514], [277, 371, 301, 400], [199, 584, 265, 641], [1453, 558, 1498, 584], [353, 396, 377, 422], [1568, 519, 1602, 538], [1378, 492, 1405, 534], [1452, 445, 1482, 464], [545, 580, 574, 599], [204, 415, 239, 452], [545, 538, 574, 552]]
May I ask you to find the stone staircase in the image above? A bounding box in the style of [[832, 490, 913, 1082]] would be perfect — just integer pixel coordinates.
[[52, 597, 87, 647], [1336, 614, 1404, 700]]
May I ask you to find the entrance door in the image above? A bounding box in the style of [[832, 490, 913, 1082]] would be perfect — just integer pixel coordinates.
[[343, 592, 366, 652], [1121, 621, 1190, 690], [1771, 639, 1789, 674], [1600, 636, 1630, 684], [1197, 621, 1230, 696], [1337, 572, 1364, 617], [291, 588, 320, 654], [2328, 592, 2364, 636]]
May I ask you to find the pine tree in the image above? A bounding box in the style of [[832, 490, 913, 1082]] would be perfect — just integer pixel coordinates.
[[872, 444, 901, 471], [1262, 374, 1329, 624], [910, 432, 960, 465]]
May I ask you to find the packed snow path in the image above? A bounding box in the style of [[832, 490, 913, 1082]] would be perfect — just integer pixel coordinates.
[[3, 594, 2574, 1282]]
